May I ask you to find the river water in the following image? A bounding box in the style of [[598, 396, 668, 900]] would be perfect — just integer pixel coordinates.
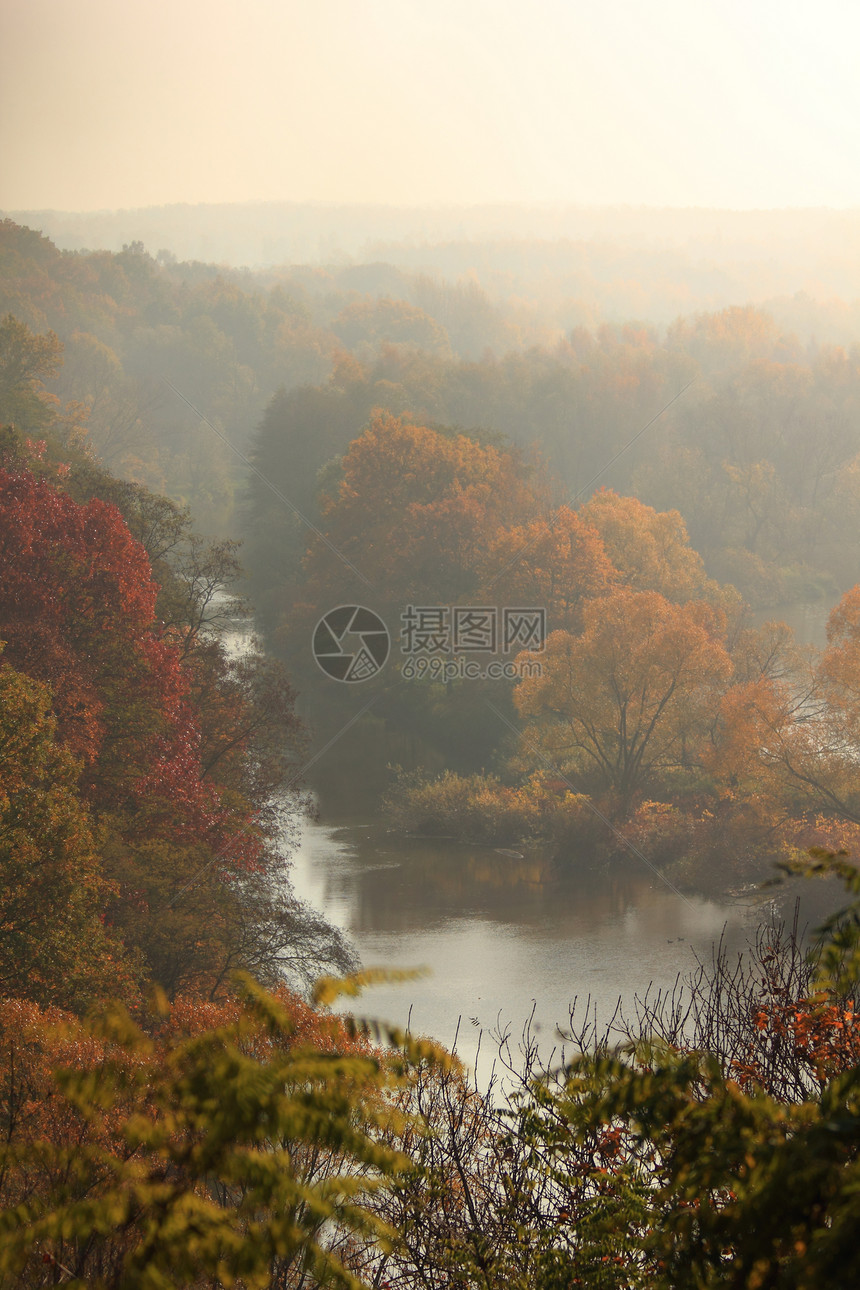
[[289, 817, 789, 1077], [229, 605, 843, 1077]]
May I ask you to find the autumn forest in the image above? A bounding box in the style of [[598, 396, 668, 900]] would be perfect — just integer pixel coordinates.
[[6, 209, 860, 1285]]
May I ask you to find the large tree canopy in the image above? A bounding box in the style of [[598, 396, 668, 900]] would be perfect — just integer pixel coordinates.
[[0, 450, 352, 1001], [515, 589, 734, 805]]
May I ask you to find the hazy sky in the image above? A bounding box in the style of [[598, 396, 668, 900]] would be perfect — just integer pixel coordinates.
[[2, 0, 859, 211]]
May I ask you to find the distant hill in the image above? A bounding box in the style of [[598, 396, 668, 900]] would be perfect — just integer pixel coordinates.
[[4, 202, 860, 312]]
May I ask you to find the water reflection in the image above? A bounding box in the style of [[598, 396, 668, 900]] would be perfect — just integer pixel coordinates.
[[222, 613, 847, 1076], [290, 821, 775, 1076]]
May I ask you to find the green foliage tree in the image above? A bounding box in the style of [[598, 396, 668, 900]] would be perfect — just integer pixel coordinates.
[[0, 660, 135, 1010], [0, 312, 63, 433], [0, 975, 456, 1289]]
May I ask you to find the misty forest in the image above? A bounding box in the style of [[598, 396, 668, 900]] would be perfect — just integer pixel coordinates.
[[6, 196, 860, 1288]]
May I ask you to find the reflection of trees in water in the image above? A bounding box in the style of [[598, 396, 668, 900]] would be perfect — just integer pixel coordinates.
[[334, 829, 677, 934]]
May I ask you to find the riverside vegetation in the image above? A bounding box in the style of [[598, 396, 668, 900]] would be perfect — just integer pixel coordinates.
[[7, 218, 860, 1282]]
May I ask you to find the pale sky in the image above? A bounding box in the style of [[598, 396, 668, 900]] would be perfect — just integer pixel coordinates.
[[2, 0, 859, 211]]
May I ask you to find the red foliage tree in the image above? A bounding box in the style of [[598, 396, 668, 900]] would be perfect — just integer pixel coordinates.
[[0, 462, 273, 993]]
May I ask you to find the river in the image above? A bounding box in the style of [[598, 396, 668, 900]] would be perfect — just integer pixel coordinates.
[[226, 605, 844, 1077], [289, 815, 805, 1078]]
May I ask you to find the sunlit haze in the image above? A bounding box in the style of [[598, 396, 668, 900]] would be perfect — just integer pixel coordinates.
[[2, 0, 859, 212]]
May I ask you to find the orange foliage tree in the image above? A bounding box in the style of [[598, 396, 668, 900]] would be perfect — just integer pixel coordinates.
[[743, 586, 860, 827], [487, 503, 617, 633], [304, 410, 542, 609], [577, 488, 730, 607], [515, 589, 734, 808]]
